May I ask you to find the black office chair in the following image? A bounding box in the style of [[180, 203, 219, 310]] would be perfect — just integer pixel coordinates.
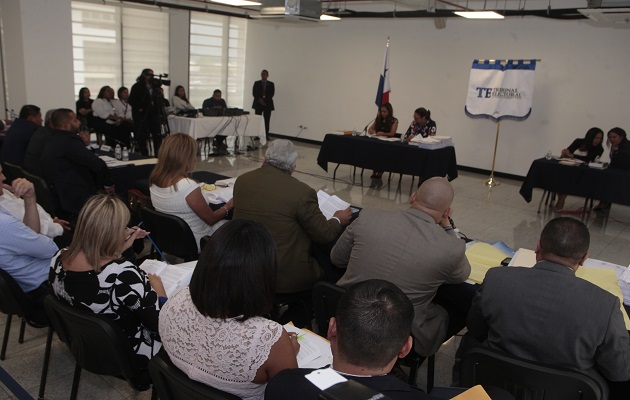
[[311, 281, 434, 391], [40, 295, 155, 400], [460, 346, 609, 400], [149, 351, 241, 400], [21, 169, 59, 217], [141, 207, 199, 262], [0, 268, 48, 360], [1, 162, 26, 183]]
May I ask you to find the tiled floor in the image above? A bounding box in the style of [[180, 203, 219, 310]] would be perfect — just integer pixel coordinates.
[[2, 140, 629, 398]]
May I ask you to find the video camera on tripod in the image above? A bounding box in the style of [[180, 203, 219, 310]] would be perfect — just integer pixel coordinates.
[[151, 73, 171, 88]]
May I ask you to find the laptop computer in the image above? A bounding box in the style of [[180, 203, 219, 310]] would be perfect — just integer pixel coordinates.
[[202, 108, 222, 117]]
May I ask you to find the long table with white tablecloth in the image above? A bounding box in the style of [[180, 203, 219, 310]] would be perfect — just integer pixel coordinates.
[[167, 114, 266, 145]]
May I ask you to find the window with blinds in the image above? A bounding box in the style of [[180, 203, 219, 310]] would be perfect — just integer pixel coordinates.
[[189, 13, 247, 109], [71, 1, 169, 99]]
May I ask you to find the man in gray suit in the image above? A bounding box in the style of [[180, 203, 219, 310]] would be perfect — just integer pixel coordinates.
[[333, 177, 471, 357], [461, 217, 630, 399]]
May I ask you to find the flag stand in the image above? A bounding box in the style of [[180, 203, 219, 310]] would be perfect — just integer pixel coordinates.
[[484, 121, 501, 187]]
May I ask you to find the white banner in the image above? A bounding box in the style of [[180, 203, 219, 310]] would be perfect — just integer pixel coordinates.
[[465, 59, 537, 122]]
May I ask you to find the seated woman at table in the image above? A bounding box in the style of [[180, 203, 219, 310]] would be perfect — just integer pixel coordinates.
[[93, 86, 132, 148], [159, 219, 299, 400], [50, 194, 164, 364], [592, 127, 630, 211], [560, 127, 604, 162], [403, 107, 436, 141], [172, 85, 196, 115], [554, 128, 604, 212], [149, 133, 233, 251], [368, 102, 398, 178], [76, 87, 94, 137], [607, 127, 630, 161]]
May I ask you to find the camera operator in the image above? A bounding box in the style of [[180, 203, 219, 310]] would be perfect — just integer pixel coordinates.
[[129, 68, 167, 156]]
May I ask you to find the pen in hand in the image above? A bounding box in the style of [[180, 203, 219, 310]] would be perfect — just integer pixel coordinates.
[[125, 222, 144, 241]]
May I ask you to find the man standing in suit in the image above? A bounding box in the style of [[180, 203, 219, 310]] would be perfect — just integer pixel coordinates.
[[460, 217, 630, 399], [332, 177, 472, 358], [252, 69, 274, 140], [233, 140, 351, 325]]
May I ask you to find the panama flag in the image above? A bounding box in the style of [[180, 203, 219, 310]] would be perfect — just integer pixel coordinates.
[[375, 39, 390, 108]]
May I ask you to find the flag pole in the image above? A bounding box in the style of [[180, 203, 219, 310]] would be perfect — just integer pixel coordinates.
[[484, 120, 501, 187]]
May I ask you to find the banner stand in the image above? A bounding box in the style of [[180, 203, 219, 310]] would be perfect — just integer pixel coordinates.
[[484, 121, 501, 187]]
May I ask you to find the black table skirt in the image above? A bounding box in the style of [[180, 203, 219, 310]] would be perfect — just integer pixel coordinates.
[[316, 134, 458, 180], [519, 158, 630, 206]]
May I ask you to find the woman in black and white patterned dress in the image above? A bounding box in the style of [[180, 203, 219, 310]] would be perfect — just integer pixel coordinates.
[[50, 194, 166, 363]]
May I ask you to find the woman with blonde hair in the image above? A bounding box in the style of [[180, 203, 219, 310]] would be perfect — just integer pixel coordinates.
[[150, 133, 233, 251], [50, 194, 164, 363]]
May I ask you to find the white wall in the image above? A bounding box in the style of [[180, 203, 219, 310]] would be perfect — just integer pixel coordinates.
[[168, 9, 191, 99], [1, 0, 75, 114], [244, 17, 630, 176]]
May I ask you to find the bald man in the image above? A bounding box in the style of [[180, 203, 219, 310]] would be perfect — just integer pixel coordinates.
[[333, 177, 471, 357]]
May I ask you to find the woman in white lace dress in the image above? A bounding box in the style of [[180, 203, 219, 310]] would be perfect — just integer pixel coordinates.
[[159, 219, 299, 400]]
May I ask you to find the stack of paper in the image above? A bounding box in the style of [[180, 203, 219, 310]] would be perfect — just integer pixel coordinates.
[[317, 190, 350, 220], [200, 178, 236, 204], [465, 242, 513, 284], [372, 136, 400, 142], [284, 323, 333, 368], [409, 135, 454, 149], [139, 260, 197, 298], [99, 155, 133, 168]]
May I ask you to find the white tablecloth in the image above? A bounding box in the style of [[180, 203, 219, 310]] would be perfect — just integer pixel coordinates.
[[168, 115, 266, 145]]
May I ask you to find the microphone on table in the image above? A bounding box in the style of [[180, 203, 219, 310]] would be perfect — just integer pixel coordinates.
[[360, 118, 375, 136]]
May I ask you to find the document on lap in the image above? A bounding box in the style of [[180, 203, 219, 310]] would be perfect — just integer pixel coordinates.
[[139, 259, 197, 298], [284, 323, 333, 368], [510, 248, 630, 329], [317, 190, 350, 220], [201, 177, 236, 204]]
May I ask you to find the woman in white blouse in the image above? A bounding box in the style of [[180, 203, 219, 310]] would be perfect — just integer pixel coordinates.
[[149, 133, 233, 251], [172, 85, 196, 114]]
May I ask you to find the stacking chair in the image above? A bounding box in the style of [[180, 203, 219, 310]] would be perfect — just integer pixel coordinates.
[[141, 207, 199, 262], [40, 295, 154, 400], [149, 351, 241, 400], [1, 162, 26, 183], [0, 269, 48, 361], [311, 281, 435, 391], [460, 346, 608, 400], [21, 169, 59, 217]]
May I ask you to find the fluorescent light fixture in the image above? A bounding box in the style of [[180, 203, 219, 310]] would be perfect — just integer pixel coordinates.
[[320, 14, 341, 20], [454, 11, 504, 19], [260, 6, 286, 14], [212, 0, 261, 6]]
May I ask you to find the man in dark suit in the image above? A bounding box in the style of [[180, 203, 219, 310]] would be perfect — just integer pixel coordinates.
[[252, 69, 274, 140], [1, 104, 42, 166], [40, 108, 114, 219], [265, 280, 437, 400], [233, 140, 351, 324], [460, 217, 630, 399]]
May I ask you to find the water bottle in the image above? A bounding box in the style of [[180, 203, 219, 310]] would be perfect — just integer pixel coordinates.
[[115, 144, 122, 160], [122, 147, 129, 161], [545, 150, 553, 160]]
